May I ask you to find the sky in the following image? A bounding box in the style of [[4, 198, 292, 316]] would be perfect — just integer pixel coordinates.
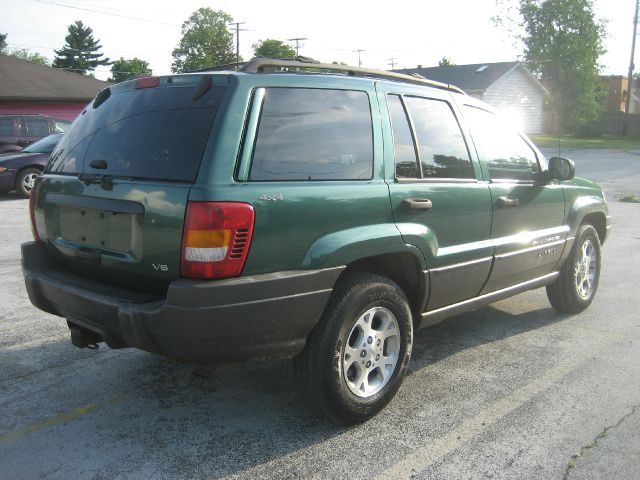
[[0, 0, 637, 81]]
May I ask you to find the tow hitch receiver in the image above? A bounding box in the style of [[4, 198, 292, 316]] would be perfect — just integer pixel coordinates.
[[69, 325, 102, 349]]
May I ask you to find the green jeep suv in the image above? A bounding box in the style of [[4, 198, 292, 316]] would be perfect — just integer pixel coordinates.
[[22, 59, 611, 423]]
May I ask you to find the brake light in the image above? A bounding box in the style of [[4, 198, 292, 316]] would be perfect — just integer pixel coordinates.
[[181, 202, 255, 280], [29, 186, 41, 242], [135, 76, 160, 89]]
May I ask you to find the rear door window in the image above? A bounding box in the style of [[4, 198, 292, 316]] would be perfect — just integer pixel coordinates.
[[403, 96, 474, 179], [47, 79, 226, 182], [23, 118, 50, 137], [249, 88, 373, 181], [0, 118, 13, 136], [387, 94, 419, 179]]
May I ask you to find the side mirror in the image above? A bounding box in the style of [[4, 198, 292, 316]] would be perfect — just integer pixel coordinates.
[[548, 156, 575, 181]]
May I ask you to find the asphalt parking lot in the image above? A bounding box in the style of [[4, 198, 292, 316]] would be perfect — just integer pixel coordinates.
[[1, 149, 639, 479]]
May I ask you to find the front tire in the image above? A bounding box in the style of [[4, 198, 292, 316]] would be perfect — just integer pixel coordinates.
[[546, 224, 601, 313], [295, 273, 413, 423]]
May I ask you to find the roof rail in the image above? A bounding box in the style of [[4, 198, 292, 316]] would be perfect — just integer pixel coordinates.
[[239, 57, 465, 94], [188, 61, 245, 73]]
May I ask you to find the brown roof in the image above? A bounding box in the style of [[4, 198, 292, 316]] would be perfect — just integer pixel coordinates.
[[0, 53, 110, 102]]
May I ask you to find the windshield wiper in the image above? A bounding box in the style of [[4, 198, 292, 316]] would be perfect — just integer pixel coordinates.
[[78, 173, 113, 190]]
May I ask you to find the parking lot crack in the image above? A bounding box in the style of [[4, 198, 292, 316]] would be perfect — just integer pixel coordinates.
[[0, 351, 106, 387], [562, 403, 640, 480]]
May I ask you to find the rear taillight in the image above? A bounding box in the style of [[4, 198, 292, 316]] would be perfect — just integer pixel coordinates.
[[181, 202, 255, 280], [29, 186, 41, 242]]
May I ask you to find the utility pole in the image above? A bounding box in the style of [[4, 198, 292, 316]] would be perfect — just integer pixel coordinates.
[[624, 0, 639, 136], [355, 49, 365, 67], [229, 21, 247, 70], [287, 37, 307, 57], [388, 57, 397, 70]]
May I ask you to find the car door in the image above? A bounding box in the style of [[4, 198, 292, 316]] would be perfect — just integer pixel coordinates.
[[378, 86, 493, 311], [462, 104, 567, 293]]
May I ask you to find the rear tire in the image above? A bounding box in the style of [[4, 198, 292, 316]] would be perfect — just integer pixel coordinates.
[[546, 224, 601, 313], [294, 273, 413, 423], [16, 167, 41, 198]]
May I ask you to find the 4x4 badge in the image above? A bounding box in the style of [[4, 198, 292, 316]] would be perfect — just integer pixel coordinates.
[[258, 194, 284, 201]]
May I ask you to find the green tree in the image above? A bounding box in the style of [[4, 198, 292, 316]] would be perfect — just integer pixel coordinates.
[[108, 57, 152, 83], [252, 39, 295, 59], [0, 33, 7, 52], [8, 48, 50, 65], [53, 20, 110, 75], [171, 8, 235, 72], [519, 0, 606, 131], [438, 57, 455, 67]]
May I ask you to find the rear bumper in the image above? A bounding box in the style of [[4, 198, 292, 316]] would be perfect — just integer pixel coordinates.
[[22, 241, 343, 363]]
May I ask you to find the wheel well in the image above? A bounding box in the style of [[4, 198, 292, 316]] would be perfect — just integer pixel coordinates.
[[338, 253, 425, 315], [581, 212, 607, 244], [19, 165, 44, 173], [15, 165, 43, 182]]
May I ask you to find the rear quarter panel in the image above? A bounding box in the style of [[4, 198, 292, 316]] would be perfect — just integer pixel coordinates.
[[189, 74, 415, 274]]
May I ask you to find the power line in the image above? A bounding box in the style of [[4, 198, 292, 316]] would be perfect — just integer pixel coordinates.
[[26, 0, 179, 27], [287, 37, 308, 57], [6, 42, 171, 55]]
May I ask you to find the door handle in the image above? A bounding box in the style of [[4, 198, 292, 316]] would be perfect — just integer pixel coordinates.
[[497, 196, 519, 208], [402, 198, 433, 211]]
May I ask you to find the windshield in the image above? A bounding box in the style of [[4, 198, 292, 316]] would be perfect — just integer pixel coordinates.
[[22, 134, 63, 154], [54, 119, 71, 133]]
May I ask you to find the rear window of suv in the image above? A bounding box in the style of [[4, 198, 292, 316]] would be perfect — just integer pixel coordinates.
[[249, 88, 373, 181], [47, 79, 226, 182]]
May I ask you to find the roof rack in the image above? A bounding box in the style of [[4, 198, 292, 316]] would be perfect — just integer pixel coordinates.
[[239, 57, 465, 95], [189, 61, 245, 73]]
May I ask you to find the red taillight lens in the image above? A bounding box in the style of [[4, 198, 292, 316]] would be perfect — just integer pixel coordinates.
[[29, 186, 41, 242], [181, 202, 255, 280], [135, 76, 160, 89]]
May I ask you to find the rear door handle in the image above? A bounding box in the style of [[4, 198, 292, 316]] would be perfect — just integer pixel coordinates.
[[402, 198, 433, 211], [497, 196, 519, 208]]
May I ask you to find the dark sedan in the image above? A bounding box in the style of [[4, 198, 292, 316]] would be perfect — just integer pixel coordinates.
[[0, 134, 62, 198]]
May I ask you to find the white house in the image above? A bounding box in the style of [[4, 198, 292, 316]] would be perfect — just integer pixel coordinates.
[[394, 62, 547, 134]]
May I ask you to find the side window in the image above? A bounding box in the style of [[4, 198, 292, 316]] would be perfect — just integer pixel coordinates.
[[387, 95, 419, 179], [23, 118, 50, 137], [463, 106, 540, 182], [404, 96, 474, 179], [249, 88, 373, 181], [0, 118, 13, 136]]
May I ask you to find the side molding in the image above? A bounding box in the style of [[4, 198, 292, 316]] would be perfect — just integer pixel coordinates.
[[417, 271, 560, 329]]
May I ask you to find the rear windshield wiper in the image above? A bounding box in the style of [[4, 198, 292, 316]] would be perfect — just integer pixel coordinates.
[[78, 173, 114, 190]]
